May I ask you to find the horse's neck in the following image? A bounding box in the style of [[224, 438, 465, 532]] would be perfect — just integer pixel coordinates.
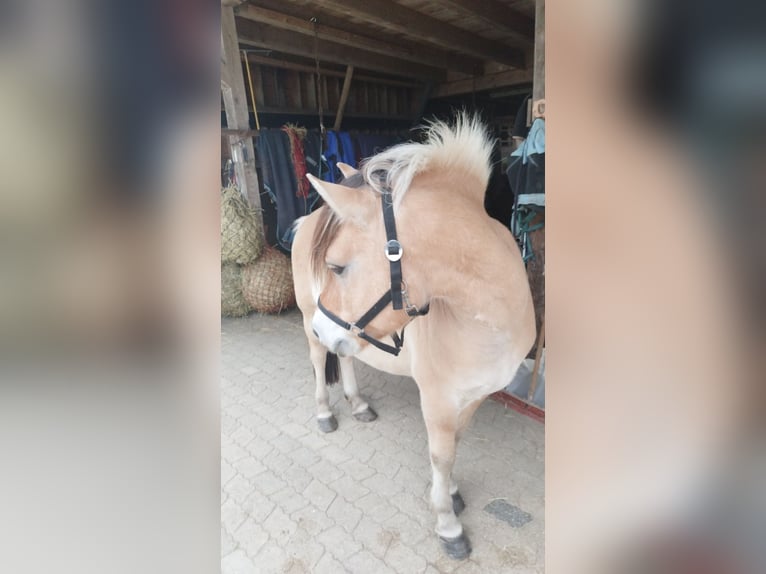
[[425, 293, 508, 337], [419, 209, 527, 322], [403, 197, 534, 365], [408, 296, 524, 393], [426, 259, 520, 330]]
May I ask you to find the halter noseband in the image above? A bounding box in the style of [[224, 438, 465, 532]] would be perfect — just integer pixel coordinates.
[[317, 191, 430, 356]]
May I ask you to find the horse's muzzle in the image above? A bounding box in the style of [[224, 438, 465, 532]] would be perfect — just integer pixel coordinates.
[[312, 309, 360, 357], [331, 339, 355, 357]]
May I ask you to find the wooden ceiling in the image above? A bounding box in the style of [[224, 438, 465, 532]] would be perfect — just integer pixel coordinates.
[[231, 0, 535, 96]]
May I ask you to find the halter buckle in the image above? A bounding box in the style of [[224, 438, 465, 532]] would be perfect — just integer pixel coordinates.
[[385, 239, 403, 262], [349, 323, 363, 336]]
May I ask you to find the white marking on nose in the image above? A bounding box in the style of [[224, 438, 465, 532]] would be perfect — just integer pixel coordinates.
[[312, 310, 360, 356]]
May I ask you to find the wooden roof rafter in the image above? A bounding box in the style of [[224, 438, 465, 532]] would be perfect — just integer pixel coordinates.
[[227, 0, 538, 110], [236, 18, 447, 82], [316, 0, 526, 69], [437, 0, 534, 42], [241, 52, 421, 88], [237, 0, 483, 75], [431, 67, 533, 98]]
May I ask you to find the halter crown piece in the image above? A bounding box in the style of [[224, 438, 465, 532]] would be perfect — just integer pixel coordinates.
[[317, 189, 430, 356]]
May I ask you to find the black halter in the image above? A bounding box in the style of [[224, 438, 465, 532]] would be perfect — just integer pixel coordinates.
[[317, 191, 430, 356]]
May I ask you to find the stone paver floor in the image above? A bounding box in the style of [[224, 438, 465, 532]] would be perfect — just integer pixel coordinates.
[[222, 310, 544, 573]]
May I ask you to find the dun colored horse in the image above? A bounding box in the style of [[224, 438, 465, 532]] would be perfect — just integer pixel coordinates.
[[291, 115, 535, 559]]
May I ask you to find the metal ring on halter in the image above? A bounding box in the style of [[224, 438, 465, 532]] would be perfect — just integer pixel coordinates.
[[349, 323, 363, 336], [385, 239, 403, 262]]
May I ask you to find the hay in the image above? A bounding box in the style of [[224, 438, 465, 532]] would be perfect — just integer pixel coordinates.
[[221, 263, 251, 317], [221, 185, 264, 264], [242, 247, 296, 314]]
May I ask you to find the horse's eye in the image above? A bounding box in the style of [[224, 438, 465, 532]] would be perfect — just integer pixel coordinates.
[[328, 264, 345, 275]]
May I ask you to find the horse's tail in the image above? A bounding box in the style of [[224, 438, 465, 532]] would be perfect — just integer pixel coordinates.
[[325, 352, 339, 385]]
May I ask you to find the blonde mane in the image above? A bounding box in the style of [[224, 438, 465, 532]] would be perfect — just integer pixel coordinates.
[[309, 114, 493, 284], [361, 112, 493, 206]]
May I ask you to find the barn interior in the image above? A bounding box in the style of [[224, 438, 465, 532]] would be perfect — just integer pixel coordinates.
[[221, 0, 545, 416]]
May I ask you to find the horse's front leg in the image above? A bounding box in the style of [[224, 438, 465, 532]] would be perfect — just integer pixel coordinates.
[[338, 356, 377, 422], [420, 388, 472, 560], [305, 318, 339, 433]]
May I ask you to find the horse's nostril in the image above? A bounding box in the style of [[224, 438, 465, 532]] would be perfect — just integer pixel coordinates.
[[312, 329, 319, 338]]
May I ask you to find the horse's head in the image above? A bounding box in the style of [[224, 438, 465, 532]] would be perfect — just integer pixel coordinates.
[[305, 115, 495, 357], [306, 163, 428, 357]]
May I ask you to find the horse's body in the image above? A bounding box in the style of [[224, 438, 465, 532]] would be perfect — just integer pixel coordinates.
[[291, 115, 536, 559]]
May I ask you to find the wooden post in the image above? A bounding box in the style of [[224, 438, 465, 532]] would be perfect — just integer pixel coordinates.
[[333, 65, 354, 131], [221, 5, 263, 217], [529, 0, 545, 405], [527, 317, 545, 402], [532, 0, 545, 102]]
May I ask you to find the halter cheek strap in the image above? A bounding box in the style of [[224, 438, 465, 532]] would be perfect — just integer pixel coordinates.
[[317, 191, 429, 356]]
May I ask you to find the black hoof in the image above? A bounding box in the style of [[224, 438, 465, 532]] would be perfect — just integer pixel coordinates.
[[452, 492, 466, 516], [353, 406, 378, 422], [317, 415, 338, 433], [439, 531, 472, 560]]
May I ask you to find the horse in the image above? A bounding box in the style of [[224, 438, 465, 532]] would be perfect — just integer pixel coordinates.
[[291, 114, 536, 559]]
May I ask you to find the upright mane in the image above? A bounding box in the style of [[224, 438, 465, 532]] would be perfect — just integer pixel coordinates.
[[309, 113, 493, 284], [361, 112, 493, 206]]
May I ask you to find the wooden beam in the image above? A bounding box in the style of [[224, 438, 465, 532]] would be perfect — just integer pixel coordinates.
[[236, 19, 446, 81], [431, 68, 533, 98], [221, 5, 263, 216], [333, 65, 354, 130], [237, 3, 481, 75], [228, 106, 413, 121], [317, 0, 525, 69], [439, 0, 534, 42], [532, 0, 545, 101], [222, 128, 259, 137], [242, 53, 420, 88]]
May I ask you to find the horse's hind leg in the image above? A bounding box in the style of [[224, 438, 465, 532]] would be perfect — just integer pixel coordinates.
[[420, 390, 472, 560], [338, 356, 377, 422]]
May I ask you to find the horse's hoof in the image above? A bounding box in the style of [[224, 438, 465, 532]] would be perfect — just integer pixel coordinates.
[[439, 531, 472, 560], [452, 492, 466, 515], [317, 415, 338, 433], [353, 406, 378, 422]]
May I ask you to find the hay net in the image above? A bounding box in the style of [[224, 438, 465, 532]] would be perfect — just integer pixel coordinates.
[[242, 246, 296, 314], [221, 262, 251, 318], [220, 185, 265, 264]]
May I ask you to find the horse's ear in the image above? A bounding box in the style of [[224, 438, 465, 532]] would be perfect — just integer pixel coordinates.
[[336, 162, 359, 179], [306, 173, 374, 222]]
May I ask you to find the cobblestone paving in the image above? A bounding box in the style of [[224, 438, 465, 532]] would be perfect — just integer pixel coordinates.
[[222, 310, 544, 574]]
